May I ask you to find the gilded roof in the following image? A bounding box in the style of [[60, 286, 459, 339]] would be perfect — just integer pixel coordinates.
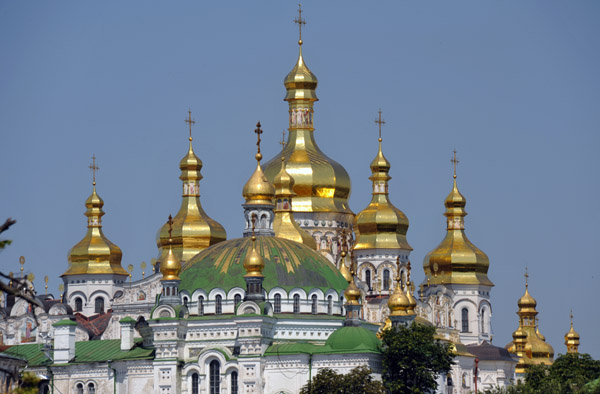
[[62, 186, 128, 277], [242, 153, 275, 206], [179, 236, 348, 294]]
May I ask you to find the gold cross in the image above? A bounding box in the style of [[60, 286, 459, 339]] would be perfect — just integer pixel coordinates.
[[294, 4, 306, 44], [167, 214, 174, 240], [524, 267, 529, 288], [280, 130, 286, 152], [375, 109, 385, 141], [451, 149, 459, 179], [570, 309, 573, 323], [185, 109, 195, 141], [89, 155, 99, 186], [254, 122, 263, 154]]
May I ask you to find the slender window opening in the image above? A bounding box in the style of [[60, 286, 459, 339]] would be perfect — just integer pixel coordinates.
[[87, 383, 96, 394], [234, 294, 241, 307], [274, 294, 281, 314], [311, 295, 318, 315], [75, 297, 83, 312], [215, 295, 222, 315], [183, 297, 188, 306], [293, 294, 300, 314], [231, 371, 239, 394], [327, 295, 333, 315], [209, 360, 220, 394], [383, 269, 390, 290], [94, 298, 104, 314], [191, 373, 199, 394], [198, 296, 204, 316], [461, 308, 469, 333], [76, 383, 84, 394], [481, 309, 486, 333], [365, 269, 371, 290]]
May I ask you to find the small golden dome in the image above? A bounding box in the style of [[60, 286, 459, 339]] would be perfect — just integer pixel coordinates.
[[388, 258, 410, 316], [422, 173, 493, 287], [63, 184, 128, 277], [518, 287, 537, 310], [157, 134, 226, 263], [355, 136, 412, 251], [242, 159, 275, 205], [284, 46, 318, 102], [243, 235, 265, 278], [339, 252, 353, 283], [565, 312, 580, 353], [161, 246, 181, 281], [344, 262, 361, 306]]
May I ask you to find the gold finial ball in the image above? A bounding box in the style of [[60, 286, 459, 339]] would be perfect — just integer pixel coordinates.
[[255, 153, 263, 161], [340, 250, 347, 258], [189, 136, 192, 142], [378, 138, 382, 142], [298, 39, 303, 45]]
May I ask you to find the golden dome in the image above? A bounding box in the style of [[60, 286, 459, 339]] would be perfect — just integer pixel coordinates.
[[422, 173, 493, 287], [405, 263, 417, 313], [272, 157, 317, 249], [243, 235, 265, 278], [565, 312, 580, 353], [338, 251, 353, 283], [355, 136, 412, 251], [343, 262, 361, 306], [388, 258, 410, 316], [63, 184, 128, 277], [161, 246, 181, 281], [157, 131, 226, 263], [518, 287, 537, 312], [262, 41, 352, 217], [242, 123, 276, 205]]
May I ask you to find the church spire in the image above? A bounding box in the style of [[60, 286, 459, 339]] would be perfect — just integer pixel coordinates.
[[564, 310, 580, 354], [156, 110, 226, 263]]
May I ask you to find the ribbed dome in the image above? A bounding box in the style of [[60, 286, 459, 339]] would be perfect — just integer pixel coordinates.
[[326, 326, 380, 353], [283, 46, 318, 101], [518, 288, 537, 310], [355, 138, 411, 251], [243, 235, 265, 278], [157, 139, 226, 263], [179, 237, 348, 294], [63, 185, 128, 277], [422, 176, 493, 287]]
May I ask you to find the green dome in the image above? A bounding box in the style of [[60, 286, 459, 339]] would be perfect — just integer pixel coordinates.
[[325, 326, 381, 353], [179, 236, 348, 294]]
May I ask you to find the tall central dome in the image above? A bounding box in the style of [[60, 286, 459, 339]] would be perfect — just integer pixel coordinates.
[[262, 13, 354, 263]]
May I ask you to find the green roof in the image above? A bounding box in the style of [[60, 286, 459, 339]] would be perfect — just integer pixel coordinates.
[[325, 326, 381, 353], [0, 338, 154, 367], [180, 237, 348, 294], [53, 319, 77, 327], [119, 317, 136, 323]]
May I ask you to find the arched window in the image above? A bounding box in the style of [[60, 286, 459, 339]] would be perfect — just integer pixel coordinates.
[[365, 269, 371, 290], [311, 295, 318, 315], [215, 295, 222, 315], [383, 269, 390, 290], [75, 297, 83, 312], [87, 382, 96, 394], [191, 373, 199, 394], [274, 294, 281, 314], [234, 294, 241, 307], [209, 360, 220, 394], [183, 297, 188, 306], [461, 308, 469, 333], [293, 294, 300, 314], [327, 295, 333, 315], [198, 296, 204, 316], [76, 383, 84, 394], [481, 309, 486, 333], [94, 298, 104, 314], [231, 371, 239, 394]]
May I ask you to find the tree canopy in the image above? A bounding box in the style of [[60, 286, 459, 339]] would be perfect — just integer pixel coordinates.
[[380, 323, 455, 394], [299, 366, 385, 394]]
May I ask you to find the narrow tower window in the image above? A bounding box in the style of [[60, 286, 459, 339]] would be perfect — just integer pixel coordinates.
[[293, 294, 300, 314], [94, 298, 104, 314], [327, 295, 333, 315], [461, 308, 469, 333], [231, 371, 239, 394], [383, 269, 390, 291], [234, 294, 241, 307], [74, 297, 83, 312], [365, 269, 371, 291], [198, 296, 204, 316], [215, 295, 222, 315], [311, 295, 318, 315], [481, 309, 486, 333], [191, 373, 199, 394], [209, 360, 220, 394], [274, 294, 281, 313]]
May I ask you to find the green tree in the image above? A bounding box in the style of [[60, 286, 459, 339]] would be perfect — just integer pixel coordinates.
[[380, 323, 454, 394], [300, 366, 385, 394]]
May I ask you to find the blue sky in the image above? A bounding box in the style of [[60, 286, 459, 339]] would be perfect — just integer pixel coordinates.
[[1, 1, 599, 358]]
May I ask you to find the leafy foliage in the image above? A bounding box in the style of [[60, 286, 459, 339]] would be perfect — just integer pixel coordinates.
[[482, 353, 600, 394], [299, 366, 385, 394], [11, 372, 40, 394], [380, 323, 454, 394]]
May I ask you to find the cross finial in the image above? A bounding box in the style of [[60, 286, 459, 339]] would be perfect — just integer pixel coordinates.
[[451, 149, 459, 179], [570, 309, 573, 324], [280, 130, 286, 152], [251, 213, 257, 238], [185, 109, 195, 142], [89, 155, 99, 186], [375, 109, 385, 141], [167, 214, 174, 241], [294, 4, 306, 45], [524, 267, 529, 288], [395, 256, 401, 281], [254, 122, 263, 156]]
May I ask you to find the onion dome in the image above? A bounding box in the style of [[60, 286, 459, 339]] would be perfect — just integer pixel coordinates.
[[326, 326, 381, 353], [160, 215, 181, 281], [422, 166, 493, 287], [179, 236, 348, 294], [343, 262, 361, 307], [262, 38, 352, 217], [354, 131, 412, 251], [388, 258, 410, 316], [272, 157, 317, 249], [338, 251, 353, 283], [405, 262, 417, 313], [565, 312, 580, 354], [242, 124, 275, 205], [157, 121, 226, 263], [243, 235, 265, 278], [63, 177, 128, 277], [518, 288, 537, 312]]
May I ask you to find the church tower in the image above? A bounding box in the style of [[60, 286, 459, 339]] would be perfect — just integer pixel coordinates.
[[156, 111, 226, 265], [263, 5, 353, 264], [62, 156, 129, 316], [420, 151, 494, 345]]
